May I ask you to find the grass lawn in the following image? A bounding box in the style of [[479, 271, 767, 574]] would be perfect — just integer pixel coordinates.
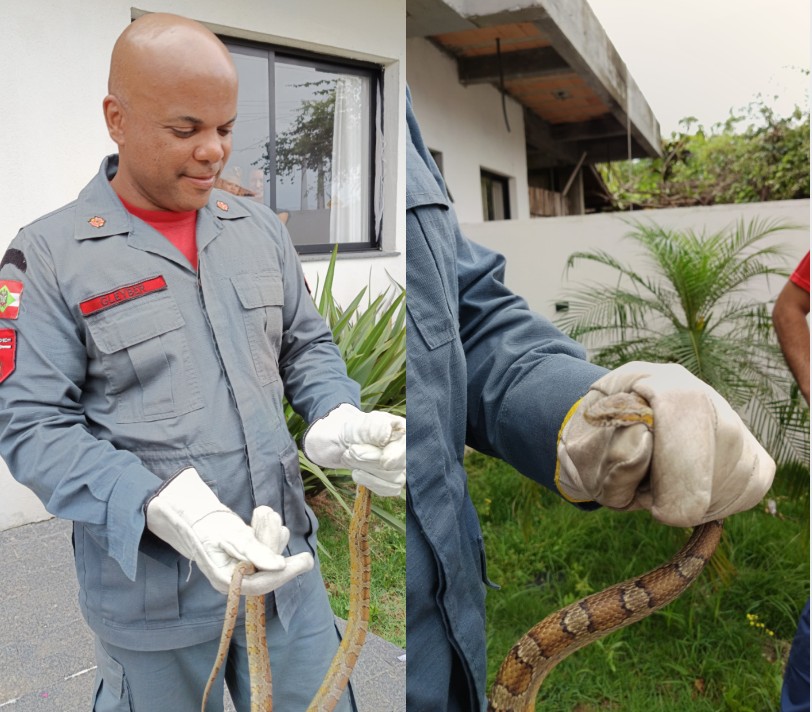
[[310, 489, 406, 649], [467, 450, 809, 711]]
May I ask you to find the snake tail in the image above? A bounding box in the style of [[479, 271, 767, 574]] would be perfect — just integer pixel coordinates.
[[201, 562, 252, 712], [307, 485, 372, 712], [487, 519, 724, 712], [246, 591, 273, 711]]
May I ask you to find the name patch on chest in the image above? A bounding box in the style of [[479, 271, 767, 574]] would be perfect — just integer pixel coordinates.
[[79, 276, 167, 316]]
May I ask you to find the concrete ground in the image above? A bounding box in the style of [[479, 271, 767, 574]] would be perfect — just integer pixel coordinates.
[[0, 518, 405, 711]]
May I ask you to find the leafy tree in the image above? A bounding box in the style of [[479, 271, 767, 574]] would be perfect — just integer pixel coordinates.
[[554, 218, 808, 466], [255, 79, 337, 208], [598, 95, 810, 210]]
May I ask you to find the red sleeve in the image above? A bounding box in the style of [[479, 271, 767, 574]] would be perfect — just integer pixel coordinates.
[[790, 252, 810, 293]]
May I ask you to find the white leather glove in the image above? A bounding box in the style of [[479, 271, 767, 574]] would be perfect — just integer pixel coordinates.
[[146, 468, 313, 595], [302, 403, 406, 497], [243, 506, 314, 596], [556, 361, 775, 527]]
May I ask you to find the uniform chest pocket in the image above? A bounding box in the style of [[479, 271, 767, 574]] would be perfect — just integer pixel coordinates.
[[84, 292, 204, 423], [231, 272, 284, 387]]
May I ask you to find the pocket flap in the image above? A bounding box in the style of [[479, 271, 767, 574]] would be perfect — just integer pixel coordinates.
[[85, 293, 185, 354], [231, 272, 284, 309], [406, 139, 451, 211]]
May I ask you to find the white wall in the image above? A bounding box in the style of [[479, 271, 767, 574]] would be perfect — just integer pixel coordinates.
[[462, 200, 810, 322], [0, 0, 405, 530], [406, 37, 530, 223]]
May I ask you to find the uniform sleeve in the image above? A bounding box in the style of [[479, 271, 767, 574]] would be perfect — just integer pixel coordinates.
[[458, 226, 607, 490], [406, 87, 606, 490], [0, 232, 162, 581], [276, 226, 361, 422]]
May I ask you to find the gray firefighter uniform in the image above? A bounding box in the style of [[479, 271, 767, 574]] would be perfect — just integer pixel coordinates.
[[0, 156, 359, 707]]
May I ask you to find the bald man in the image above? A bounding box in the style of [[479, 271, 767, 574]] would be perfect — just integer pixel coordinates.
[[0, 13, 404, 711]]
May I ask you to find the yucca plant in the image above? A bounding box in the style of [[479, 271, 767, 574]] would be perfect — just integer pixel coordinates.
[[285, 247, 406, 532]]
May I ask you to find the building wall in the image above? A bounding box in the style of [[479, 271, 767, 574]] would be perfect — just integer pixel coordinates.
[[2, 0, 405, 302], [0, 0, 405, 530], [462, 200, 810, 322], [406, 37, 530, 223]]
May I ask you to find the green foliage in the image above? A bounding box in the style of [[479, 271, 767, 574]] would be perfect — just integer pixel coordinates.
[[254, 79, 344, 209], [286, 247, 406, 532], [468, 451, 809, 710], [599, 96, 810, 209], [314, 491, 405, 646], [555, 218, 808, 465]]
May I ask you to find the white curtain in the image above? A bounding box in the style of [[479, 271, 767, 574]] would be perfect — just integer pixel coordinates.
[[329, 76, 369, 244]]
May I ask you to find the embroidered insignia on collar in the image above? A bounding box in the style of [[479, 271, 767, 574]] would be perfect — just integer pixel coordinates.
[[88, 216, 106, 228], [0, 281, 22, 320], [216, 200, 229, 212]]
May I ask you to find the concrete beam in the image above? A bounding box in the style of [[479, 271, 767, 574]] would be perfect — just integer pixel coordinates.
[[550, 116, 628, 143], [527, 134, 649, 169], [419, 0, 663, 157], [407, 0, 476, 37], [458, 46, 572, 85], [524, 109, 581, 167]]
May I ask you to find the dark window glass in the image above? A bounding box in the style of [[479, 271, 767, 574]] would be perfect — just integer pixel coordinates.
[[481, 170, 511, 221]]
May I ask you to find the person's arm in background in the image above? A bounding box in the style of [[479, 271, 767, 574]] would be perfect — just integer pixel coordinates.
[[772, 252, 810, 404]]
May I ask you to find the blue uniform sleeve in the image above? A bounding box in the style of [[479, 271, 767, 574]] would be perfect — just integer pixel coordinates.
[[0, 230, 162, 581], [457, 230, 607, 486], [407, 86, 607, 490], [276, 224, 361, 421]]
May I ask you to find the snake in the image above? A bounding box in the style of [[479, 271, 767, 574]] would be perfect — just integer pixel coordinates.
[[487, 392, 724, 711], [201, 485, 372, 712]]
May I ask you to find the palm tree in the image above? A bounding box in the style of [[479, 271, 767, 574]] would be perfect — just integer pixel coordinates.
[[555, 217, 808, 465]]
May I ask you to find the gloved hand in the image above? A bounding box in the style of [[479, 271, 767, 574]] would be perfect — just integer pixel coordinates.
[[146, 468, 313, 595], [302, 403, 406, 496], [556, 361, 775, 527], [242, 506, 314, 596]]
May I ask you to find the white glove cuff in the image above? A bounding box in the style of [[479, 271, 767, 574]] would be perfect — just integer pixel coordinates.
[[301, 402, 358, 468]]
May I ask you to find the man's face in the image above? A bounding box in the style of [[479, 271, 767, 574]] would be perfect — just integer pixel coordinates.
[[107, 69, 238, 213]]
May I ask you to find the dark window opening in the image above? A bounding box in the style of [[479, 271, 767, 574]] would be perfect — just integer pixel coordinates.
[[481, 169, 511, 221]]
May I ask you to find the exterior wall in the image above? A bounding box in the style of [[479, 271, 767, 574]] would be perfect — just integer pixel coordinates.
[[462, 200, 810, 322], [406, 37, 530, 223], [2, 1, 405, 305], [0, 0, 405, 529]]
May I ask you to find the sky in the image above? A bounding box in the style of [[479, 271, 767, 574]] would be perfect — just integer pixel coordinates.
[[587, 0, 810, 136]]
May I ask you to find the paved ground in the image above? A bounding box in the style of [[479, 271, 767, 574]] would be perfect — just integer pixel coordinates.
[[0, 518, 405, 711]]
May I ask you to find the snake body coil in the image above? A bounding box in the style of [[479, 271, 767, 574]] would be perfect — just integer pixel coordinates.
[[487, 519, 723, 711], [488, 391, 724, 711], [201, 485, 372, 712]]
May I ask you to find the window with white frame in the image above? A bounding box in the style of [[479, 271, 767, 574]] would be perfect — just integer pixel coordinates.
[[220, 39, 382, 254]]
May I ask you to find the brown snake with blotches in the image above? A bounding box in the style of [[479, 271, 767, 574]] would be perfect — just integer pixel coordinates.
[[487, 392, 724, 711], [201, 485, 372, 712]]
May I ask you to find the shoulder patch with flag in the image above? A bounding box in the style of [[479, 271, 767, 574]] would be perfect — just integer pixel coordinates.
[[0, 280, 23, 320]]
